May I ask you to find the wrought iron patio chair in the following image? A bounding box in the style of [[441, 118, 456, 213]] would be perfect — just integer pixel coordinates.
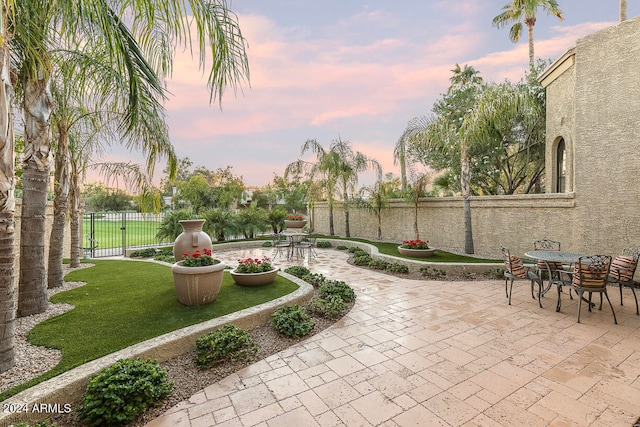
[[271, 233, 291, 261], [557, 255, 616, 324], [295, 234, 317, 261], [606, 247, 640, 314], [532, 239, 563, 299], [501, 245, 542, 307]]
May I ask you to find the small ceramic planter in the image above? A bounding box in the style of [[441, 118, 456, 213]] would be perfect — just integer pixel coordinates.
[[397, 246, 437, 258], [230, 268, 279, 286], [171, 261, 225, 305]]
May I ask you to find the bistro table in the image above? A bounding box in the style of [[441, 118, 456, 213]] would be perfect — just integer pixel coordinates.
[[524, 250, 588, 311], [281, 230, 309, 260]]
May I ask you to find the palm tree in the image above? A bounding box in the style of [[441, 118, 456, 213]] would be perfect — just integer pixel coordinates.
[[403, 65, 484, 254], [11, 0, 249, 318], [285, 139, 340, 236], [403, 173, 431, 240], [492, 0, 564, 70], [356, 181, 392, 240], [331, 138, 381, 238], [620, 0, 628, 21], [0, 0, 16, 373]]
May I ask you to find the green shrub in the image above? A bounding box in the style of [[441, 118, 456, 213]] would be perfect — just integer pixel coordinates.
[[77, 358, 173, 427], [301, 272, 326, 288], [309, 294, 347, 318], [420, 266, 446, 279], [271, 305, 315, 338], [262, 241, 273, 247], [368, 259, 390, 270], [318, 280, 356, 303], [386, 262, 409, 274], [336, 245, 348, 250], [130, 248, 157, 258], [154, 253, 175, 263], [316, 240, 332, 248], [284, 265, 311, 278], [347, 246, 360, 253], [195, 325, 258, 368], [353, 254, 372, 266]]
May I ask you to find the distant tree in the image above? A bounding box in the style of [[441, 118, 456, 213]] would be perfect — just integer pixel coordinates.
[[235, 206, 269, 239], [83, 183, 134, 212], [403, 173, 431, 240], [492, 0, 564, 70], [202, 208, 237, 241]]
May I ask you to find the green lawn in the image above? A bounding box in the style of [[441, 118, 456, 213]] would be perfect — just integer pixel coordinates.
[[1, 259, 298, 400], [83, 219, 169, 249]]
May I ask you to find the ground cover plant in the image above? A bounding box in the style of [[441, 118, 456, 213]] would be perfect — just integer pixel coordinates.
[[1, 260, 298, 401], [195, 325, 258, 368], [77, 358, 173, 426]]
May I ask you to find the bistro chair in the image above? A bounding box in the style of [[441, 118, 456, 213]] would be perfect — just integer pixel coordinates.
[[501, 245, 542, 307], [271, 233, 291, 261], [557, 255, 616, 324], [532, 239, 563, 299], [606, 247, 640, 314], [296, 234, 318, 261]]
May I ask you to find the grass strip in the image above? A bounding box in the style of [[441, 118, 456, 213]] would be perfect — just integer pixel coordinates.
[[1, 259, 297, 400]]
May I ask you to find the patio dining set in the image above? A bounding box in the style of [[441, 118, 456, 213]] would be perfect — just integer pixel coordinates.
[[501, 239, 640, 325], [270, 230, 318, 262]]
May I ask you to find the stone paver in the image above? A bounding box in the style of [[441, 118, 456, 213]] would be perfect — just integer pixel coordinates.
[[145, 246, 640, 426]]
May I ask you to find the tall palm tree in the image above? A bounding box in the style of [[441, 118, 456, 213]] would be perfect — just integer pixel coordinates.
[[0, 0, 16, 373], [356, 180, 392, 240], [620, 0, 628, 21], [331, 138, 381, 238], [285, 139, 341, 236], [492, 0, 564, 70], [11, 0, 248, 318], [403, 65, 484, 254]]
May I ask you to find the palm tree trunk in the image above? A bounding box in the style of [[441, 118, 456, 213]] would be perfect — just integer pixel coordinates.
[[47, 122, 70, 288], [527, 23, 535, 70], [0, 34, 16, 372], [620, 0, 628, 21], [68, 162, 81, 268], [18, 72, 54, 317], [461, 148, 475, 254], [414, 204, 419, 240]]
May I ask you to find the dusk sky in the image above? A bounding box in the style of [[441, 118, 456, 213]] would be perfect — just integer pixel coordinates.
[[103, 1, 638, 188]]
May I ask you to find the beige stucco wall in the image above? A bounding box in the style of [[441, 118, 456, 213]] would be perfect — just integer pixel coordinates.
[[312, 16, 640, 260]]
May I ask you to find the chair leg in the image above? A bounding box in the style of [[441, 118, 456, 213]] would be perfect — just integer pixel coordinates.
[[533, 279, 542, 308], [508, 279, 514, 305], [556, 284, 563, 312], [505, 278, 509, 298], [631, 287, 639, 315], [576, 290, 584, 323], [619, 284, 624, 306], [603, 290, 618, 324]]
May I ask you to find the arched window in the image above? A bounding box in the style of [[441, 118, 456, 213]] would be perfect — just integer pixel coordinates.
[[556, 138, 566, 192]]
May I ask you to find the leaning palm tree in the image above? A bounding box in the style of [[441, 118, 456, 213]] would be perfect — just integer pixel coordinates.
[[11, 0, 249, 319], [492, 0, 564, 70], [331, 138, 381, 238], [0, 0, 16, 373]]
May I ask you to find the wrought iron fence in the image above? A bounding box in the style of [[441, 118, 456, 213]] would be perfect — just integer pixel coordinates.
[[82, 212, 172, 258]]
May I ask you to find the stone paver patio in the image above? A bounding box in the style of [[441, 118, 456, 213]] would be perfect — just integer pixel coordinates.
[[146, 246, 640, 426]]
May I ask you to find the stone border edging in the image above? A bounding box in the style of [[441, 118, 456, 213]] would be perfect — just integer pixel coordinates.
[[1, 269, 313, 426], [319, 238, 503, 275]]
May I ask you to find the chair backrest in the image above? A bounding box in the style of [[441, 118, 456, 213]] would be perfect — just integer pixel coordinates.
[[501, 245, 526, 278], [534, 239, 561, 251], [610, 247, 640, 281], [573, 255, 611, 288]]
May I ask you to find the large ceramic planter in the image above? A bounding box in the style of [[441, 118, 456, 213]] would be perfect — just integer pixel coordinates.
[[171, 261, 225, 305], [397, 246, 437, 258], [284, 220, 307, 229], [230, 268, 279, 287], [173, 219, 213, 261]]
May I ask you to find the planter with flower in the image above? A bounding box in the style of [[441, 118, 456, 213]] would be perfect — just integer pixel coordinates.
[[397, 239, 436, 258], [171, 248, 226, 305], [284, 214, 307, 229], [230, 256, 279, 286]]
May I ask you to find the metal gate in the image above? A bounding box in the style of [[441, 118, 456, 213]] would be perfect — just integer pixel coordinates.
[[83, 212, 171, 258]]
